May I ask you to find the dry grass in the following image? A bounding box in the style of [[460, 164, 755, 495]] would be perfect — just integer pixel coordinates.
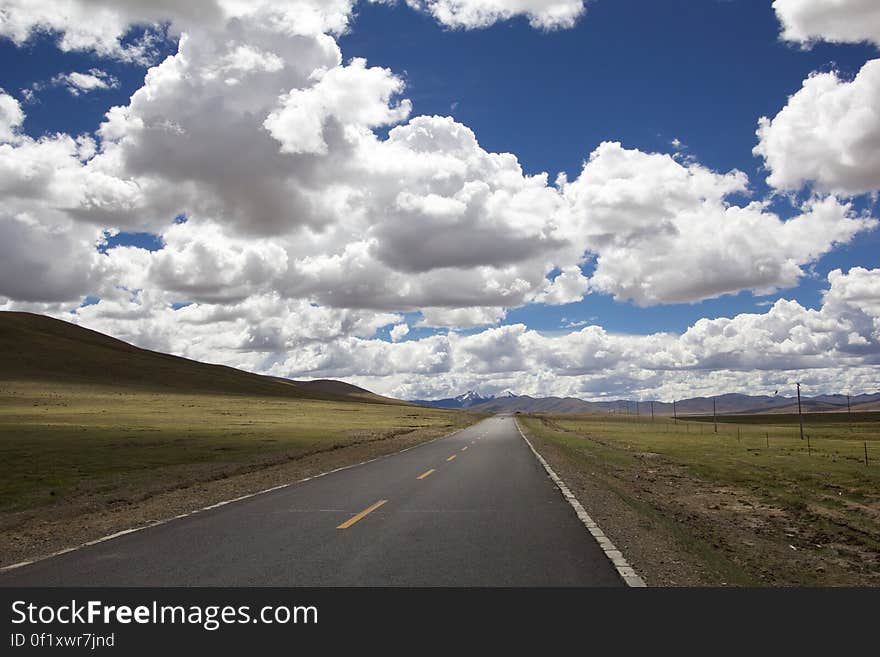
[[519, 412, 880, 586]]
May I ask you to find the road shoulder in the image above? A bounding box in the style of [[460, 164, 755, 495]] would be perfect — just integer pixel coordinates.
[[517, 416, 716, 586], [515, 417, 645, 587]]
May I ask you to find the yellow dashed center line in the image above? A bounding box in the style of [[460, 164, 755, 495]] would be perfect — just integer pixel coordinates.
[[417, 468, 436, 480], [336, 499, 387, 529], [446, 455, 457, 462]]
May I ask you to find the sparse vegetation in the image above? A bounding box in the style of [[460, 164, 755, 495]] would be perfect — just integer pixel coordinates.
[[519, 412, 880, 586]]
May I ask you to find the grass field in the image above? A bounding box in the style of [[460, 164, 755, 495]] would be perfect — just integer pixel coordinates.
[[0, 380, 476, 515], [519, 411, 880, 586]]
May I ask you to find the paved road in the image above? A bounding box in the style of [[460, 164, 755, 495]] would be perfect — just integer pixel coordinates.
[[0, 415, 621, 586]]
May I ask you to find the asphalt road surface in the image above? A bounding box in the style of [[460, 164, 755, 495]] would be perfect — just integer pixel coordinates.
[[0, 415, 622, 586]]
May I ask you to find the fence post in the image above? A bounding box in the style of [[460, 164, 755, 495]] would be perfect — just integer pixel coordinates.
[[848, 394, 852, 432], [866, 442, 870, 467], [796, 382, 805, 441]]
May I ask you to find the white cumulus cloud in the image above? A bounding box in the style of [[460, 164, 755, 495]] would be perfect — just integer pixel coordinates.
[[762, 0, 880, 195], [53, 69, 120, 96], [389, 323, 410, 341], [755, 59, 880, 194], [563, 142, 875, 305], [264, 58, 411, 156], [0, 89, 24, 143], [774, 0, 880, 46], [392, 0, 587, 30]]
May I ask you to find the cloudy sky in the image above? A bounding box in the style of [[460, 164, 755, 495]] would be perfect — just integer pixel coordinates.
[[1, 0, 879, 401]]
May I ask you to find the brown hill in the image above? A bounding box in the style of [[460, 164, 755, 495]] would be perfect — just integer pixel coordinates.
[[0, 311, 400, 404]]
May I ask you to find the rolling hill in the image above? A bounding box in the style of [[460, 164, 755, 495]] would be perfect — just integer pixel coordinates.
[[0, 311, 400, 404]]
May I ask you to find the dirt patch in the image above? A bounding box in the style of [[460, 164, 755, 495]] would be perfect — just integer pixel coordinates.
[[0, 428, 446, 568]]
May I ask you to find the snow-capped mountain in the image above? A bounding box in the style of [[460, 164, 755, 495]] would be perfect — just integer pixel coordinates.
[[456, 390, 489, 404], [411, 389, 496, 409]]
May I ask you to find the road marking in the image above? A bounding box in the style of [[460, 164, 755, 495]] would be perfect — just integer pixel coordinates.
[[336, 499, 387, 529], [461, 446, 469, 451], [0, 424, 478, 575], [513, 417, 647, 588], [416, 468, 436, 480], [446, 455, 457, 462]]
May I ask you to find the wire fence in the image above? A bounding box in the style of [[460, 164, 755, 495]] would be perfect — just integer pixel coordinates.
[[567, 413, 879, 468]]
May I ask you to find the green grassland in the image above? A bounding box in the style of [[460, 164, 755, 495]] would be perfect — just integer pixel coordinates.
[[519, 412, 880, 585], [0, 381, 475, 514]]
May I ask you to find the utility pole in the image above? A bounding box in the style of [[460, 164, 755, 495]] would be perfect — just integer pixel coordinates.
[[847, 394, 852, 432], [651, 401, 654, 422], [673, 399, 677, 424], [713, 398, 718, 434], [796, 382, 805, 441]]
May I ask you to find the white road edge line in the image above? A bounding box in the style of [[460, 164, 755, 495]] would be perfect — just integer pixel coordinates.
[[514, 417, 647, 588], [0, 424, 473, 574]]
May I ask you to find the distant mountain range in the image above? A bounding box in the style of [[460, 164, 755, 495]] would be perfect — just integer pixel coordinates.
[[411, 390, 880, 415]]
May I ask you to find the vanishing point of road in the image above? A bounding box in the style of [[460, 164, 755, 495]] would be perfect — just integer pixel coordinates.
[[0, 415, 622, 586]]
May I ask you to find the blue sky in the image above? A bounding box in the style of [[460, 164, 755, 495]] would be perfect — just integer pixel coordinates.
[[0, 30, 175, 138], [1, 0, 879, 399], [342, 0, 875, 180]]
